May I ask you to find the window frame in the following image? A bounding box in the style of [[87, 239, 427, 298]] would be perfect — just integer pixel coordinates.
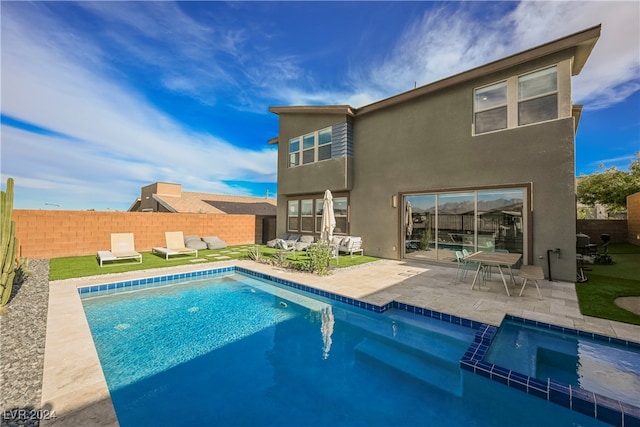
[[517, 66, 558, 126], [473, 65, 560, 136], [287, 127, 333, 167], [473, 81, 508, 134], [288, 137, 300, 167], [286, 193, 349, 236], [287, 200, 299, 232]]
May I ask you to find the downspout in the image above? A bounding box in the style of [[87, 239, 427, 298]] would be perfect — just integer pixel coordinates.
[[546, 248, 561, 281]]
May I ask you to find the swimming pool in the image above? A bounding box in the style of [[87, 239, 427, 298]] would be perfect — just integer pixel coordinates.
[[485, 318, 640, 408], [79, 267, 638, 426]]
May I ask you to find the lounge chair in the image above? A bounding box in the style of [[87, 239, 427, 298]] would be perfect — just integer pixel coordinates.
[[274, 238, 296, 252], [267, 233, 301, 248], [97, 233, 142, 267], [295, 235, 314, 251], [152, 231, 198, 260]]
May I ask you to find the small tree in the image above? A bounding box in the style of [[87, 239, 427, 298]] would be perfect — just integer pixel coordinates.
[[577, 153, 640, 214], [305, 243, 332, 276]]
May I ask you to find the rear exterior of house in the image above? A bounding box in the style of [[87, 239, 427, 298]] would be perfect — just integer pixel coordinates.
[[269, 26, 600, 282]]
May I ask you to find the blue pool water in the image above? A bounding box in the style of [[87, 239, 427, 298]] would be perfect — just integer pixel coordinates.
[[81, 272, 616, 427], [485, 319, 640, 408]]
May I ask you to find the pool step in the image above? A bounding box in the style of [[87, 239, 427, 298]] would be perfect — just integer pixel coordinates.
[[334, 307, 471, 360], [355, 337, 463, 396]]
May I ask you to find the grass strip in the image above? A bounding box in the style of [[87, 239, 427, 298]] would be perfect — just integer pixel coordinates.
[[575, 243, 640, 326], [49, 245, 378, 281], [575, 273, 640, 326]]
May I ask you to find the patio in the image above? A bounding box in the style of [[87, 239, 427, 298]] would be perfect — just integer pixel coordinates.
[[23, 259, 640, 425]]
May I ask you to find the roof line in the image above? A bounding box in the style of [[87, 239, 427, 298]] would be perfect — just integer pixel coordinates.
[[268, 105, 356, 116], [267, 25, 601, 119], [152, 194, 177, 213], [356, 25, 601, 116]]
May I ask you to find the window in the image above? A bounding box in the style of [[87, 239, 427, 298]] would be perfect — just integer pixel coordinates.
[[300, 199, 313, 232], [473, 65, 559, 134], [302, 134, 315, 165], [315, 198, 324, 232], [286, 194, 349, 235], [333, 197, 348, 234], [289, 138, 300, 167], [474, 82, 507, 134], [288, 127, 333, 167], [318, 128, 332, 161], [287, 200, 299, 231], [518, 66, 557, 126]]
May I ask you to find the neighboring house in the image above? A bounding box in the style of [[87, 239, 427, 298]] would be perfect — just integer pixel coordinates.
[[128, 182, 277, 242], [268, 25, 601, 282]]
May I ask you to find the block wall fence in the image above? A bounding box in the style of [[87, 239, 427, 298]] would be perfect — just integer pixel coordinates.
[[11, 210, 263, 259], [576, 219, 629, 244], [627, 192, 640, 246]]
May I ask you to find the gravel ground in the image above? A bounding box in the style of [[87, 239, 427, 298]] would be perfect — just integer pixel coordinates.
[[1, 259, 50, 427]]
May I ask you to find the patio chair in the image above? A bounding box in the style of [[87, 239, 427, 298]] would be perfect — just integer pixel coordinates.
[[338, 236, 364, 257], [152, 231, 199, 260], [97, 233, 143, 267], [456, 250, 486, 285], [453, 251, 469, 284]]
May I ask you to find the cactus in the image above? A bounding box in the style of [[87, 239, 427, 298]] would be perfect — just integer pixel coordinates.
[[1, 178, 19, 309]]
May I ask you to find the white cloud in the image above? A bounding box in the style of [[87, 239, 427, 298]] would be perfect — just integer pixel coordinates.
[[508, 1, 640, 110], [2, 1, 638, 209], [1, 4, 277, 210], [343, 1, 639, 110]]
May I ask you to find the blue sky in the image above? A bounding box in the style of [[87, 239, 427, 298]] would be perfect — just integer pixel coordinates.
[[1, 1, 639, 211]]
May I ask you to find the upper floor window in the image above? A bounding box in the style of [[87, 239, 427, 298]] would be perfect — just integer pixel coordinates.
[[289, 138, 300, 167], [288, 127, 332, 167], [518, 66, 558, 126], [474, 66, 558, 135], [474, 81, 507, 134], [318, 128, 332, 161]]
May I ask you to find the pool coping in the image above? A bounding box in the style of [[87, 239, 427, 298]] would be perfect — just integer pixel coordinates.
[[44, 263, 640, 427]]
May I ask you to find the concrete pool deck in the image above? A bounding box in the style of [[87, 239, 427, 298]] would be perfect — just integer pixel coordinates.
[[41, 259, 640, 426]]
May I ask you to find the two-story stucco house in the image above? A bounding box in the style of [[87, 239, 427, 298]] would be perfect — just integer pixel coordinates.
[[268, 25, 600, 282]]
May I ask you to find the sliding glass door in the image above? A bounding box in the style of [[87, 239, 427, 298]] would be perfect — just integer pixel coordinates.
[[404, 188, 525, 263]]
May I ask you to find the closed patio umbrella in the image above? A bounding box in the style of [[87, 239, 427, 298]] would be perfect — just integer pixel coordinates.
[[320, 189, 336, 243], [405, 200, 413, 238]]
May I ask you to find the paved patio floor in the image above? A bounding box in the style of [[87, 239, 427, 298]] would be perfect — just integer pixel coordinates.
[[41, 259, 640, 426]]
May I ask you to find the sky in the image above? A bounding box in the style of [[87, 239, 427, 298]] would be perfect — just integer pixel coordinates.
[[1, 1, 639, 211]]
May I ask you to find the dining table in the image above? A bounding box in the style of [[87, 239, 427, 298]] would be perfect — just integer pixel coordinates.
[[465, 251, 523, 296]]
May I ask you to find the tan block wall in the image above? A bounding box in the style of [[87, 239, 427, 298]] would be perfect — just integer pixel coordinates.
[[12, 210, 259, 259], [628, 192, 640, 246]]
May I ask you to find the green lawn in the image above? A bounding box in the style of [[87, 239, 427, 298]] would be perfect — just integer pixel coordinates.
[[48, 245, 379, 281], [575, 243, 640, 326]]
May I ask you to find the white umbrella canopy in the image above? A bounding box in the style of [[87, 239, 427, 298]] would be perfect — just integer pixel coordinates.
[[320, 189, 336, 243], [405, 200, 413, 238]]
